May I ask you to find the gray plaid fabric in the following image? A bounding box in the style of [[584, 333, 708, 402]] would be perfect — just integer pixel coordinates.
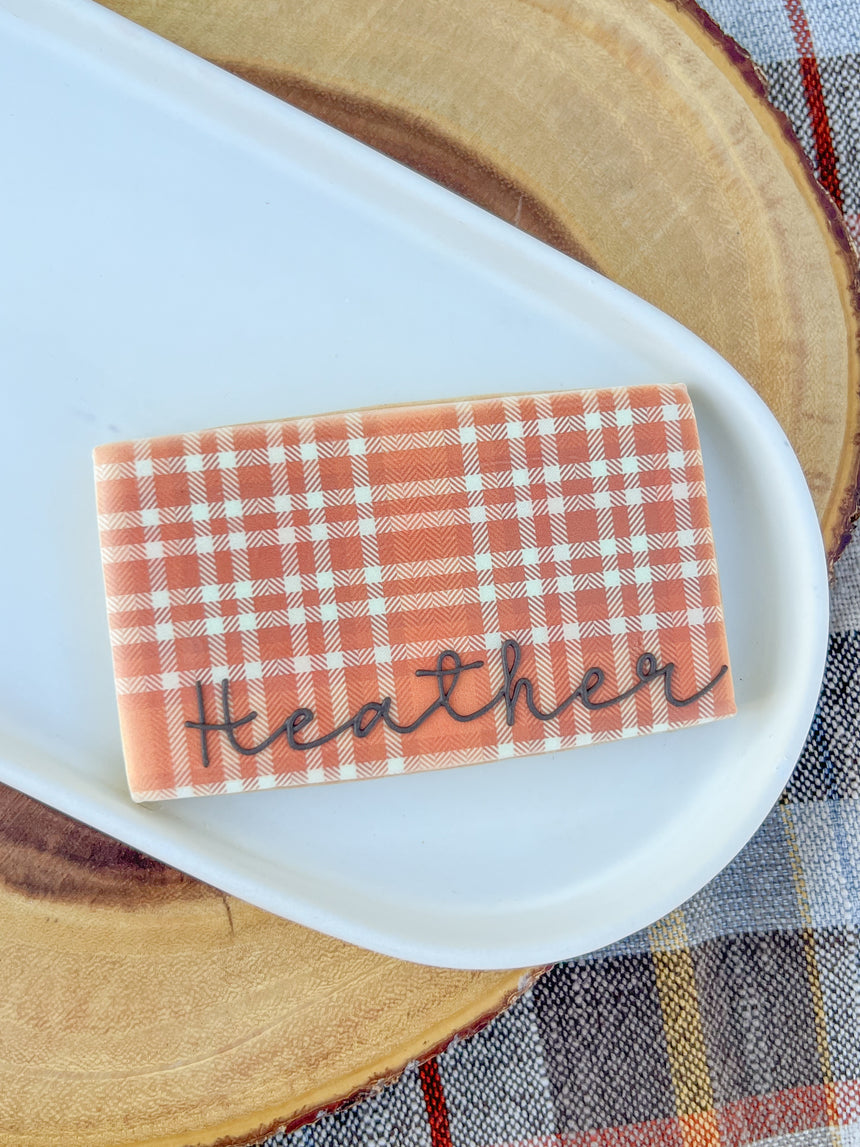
[[258, 2, 860, 1144]]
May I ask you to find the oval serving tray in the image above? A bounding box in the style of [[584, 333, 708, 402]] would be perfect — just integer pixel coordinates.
[[0, 0, 828, 973]]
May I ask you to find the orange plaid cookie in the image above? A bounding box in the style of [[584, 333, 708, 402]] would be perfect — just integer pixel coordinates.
[[94, 386, 735, 801]]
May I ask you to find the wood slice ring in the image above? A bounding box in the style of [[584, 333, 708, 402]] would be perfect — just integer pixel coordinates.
[[3, 0, 857, 1143]]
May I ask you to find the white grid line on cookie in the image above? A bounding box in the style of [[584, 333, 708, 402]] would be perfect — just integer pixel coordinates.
[[502, 393, 558, 712], [130, 706, 728, 801], [112, 607, 727, 699], [617, 391, 668, 730], [214, 423, 275, 785], [455, 399, 511, 752], [580, 388, 639, 737], [97, 448, 705, 531], [98, 480, 710, 566], [104, 529, 716, 615], [130, 438, 193, 790], [182, 429, 240, 783], [295, 416, 357, 782], [533, 391, 588, 719], [94, 400, 697, 482], [662, 393, 715, 719], [256, 420, 322, 786], [107, 558, 721, 649], [345, 408, 402, 777]]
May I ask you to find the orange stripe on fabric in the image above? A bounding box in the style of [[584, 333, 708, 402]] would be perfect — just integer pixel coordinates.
[[718, 1083, 833, 1144], [779, 805, 839, 1132], [515, 1120, 685, 1147], [649, 910, 718, 1147], [512, 1084, 860, 1147]]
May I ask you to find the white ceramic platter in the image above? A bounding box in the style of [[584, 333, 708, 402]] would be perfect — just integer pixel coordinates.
[[0, 0, 828, 969]]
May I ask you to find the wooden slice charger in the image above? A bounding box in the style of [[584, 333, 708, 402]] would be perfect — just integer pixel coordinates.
[[2, 0, 858, 1143]]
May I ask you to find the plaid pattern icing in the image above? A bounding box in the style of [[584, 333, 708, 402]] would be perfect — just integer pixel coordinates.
[[94, 385, 733, 801]]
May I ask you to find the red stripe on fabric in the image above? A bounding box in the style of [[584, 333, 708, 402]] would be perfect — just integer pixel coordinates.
[[783, 0, 844, 210], [418, 1059, 454, 1147], [520, 1117, 685, 1147], [717, 1084, 831, 1145], [509, 1082, 860, 1147]]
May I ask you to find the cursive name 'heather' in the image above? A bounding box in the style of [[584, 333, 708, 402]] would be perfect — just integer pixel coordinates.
[[185, 639, 728, 767]]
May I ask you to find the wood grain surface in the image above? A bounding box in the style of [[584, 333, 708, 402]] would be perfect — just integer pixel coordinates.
[[0, 783, 533, 1147], [3, 0, 858, 1143]]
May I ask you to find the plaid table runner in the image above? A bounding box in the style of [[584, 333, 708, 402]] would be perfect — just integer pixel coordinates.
[[259, 2, 860, 1144]]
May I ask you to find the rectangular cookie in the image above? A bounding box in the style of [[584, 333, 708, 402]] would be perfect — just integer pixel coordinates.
[[94, 385, 735, 801]]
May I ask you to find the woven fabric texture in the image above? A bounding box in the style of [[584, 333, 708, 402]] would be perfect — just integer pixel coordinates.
[[255, 1, 860, 1144]]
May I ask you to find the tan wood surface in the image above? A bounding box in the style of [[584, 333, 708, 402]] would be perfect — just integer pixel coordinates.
[[3, 0, 858, 1144]]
